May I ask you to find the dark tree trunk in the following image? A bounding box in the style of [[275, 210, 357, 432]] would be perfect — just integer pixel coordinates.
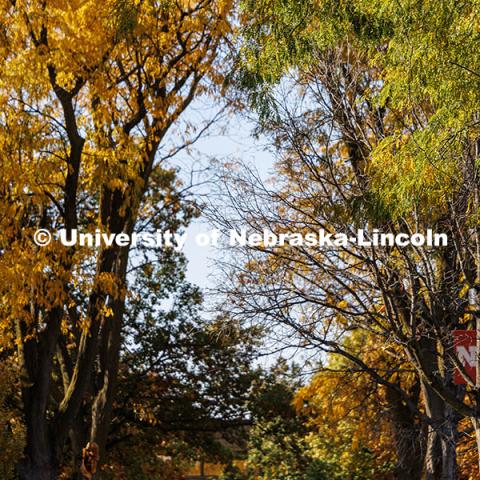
[[89, 300, 123, 471], [419, 336, 459, 480], [17, 462, 57, 480], [16, 309, 63, 480], [18, 398, 55, 480], [385, 383, 424, 480], [88, 247, 129, 478], [70, 406, 91, 480], [441, 402, 459, 480], [421, 399, 458, 480], [471, 416, 480, 475]]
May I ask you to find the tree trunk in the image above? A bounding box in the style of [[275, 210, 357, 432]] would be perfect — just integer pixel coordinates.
[[441, 402, 458, 480], [88, 249, 129, 478], [70, 408, 90, 480], [17, 463, 57, 480], [89, 306, 123, 475], [16, 310, 63, 480], [420, 382, 459, 480], [471, 416, 480, 476], [424, 422, 443, 480], [17, 394, 56, 480], [385, 384, 424, 480], [420, 360, 449, 477]]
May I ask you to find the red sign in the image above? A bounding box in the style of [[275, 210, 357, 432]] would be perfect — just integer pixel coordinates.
[[454, 330, 476, 385]]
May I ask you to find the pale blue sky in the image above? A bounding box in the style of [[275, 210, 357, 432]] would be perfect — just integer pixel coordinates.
[[167, 103, 275, 289]]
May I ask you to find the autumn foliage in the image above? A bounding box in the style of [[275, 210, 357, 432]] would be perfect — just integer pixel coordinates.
[[1, 1, 480, 480]]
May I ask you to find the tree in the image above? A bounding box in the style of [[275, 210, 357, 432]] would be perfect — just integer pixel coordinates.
[[295, 331, 416, 480], [243, 362, 331, 480], [211, 1, 480, 477], [0, 0, 232, 478], [211, 68, 441, 478], [104, 274, 261, 478]]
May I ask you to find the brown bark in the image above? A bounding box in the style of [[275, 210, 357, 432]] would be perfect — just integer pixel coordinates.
[[471, 417, 480, 475], [17, 307, 63, 479], [419, 337, 459, 480], [90, 256, 128, 470], [385, 383, 424, 480]]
